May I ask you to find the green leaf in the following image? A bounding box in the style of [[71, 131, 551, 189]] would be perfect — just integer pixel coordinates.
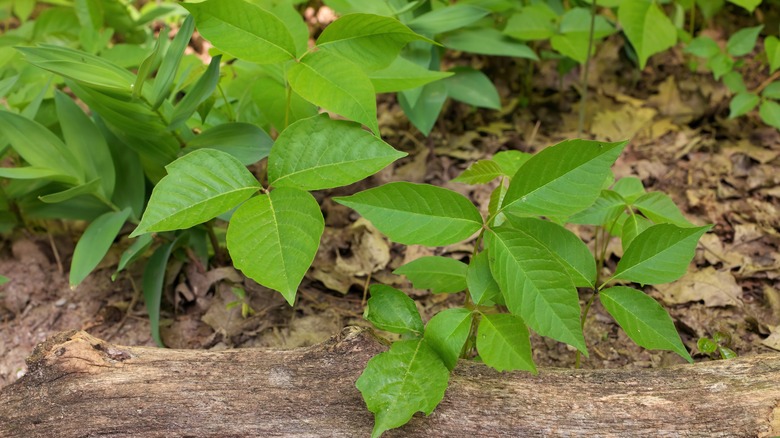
[[268, 114, 405, 191], [727, 0, 761, 12], [502, 139, 628, 218], [55, 90, 115, 199], [183, 0, 296, 64], [317, 13, 433, 71], [613, 224, 711, 285], [323, 0, 394, 15], [685, 36, 720, 58], [253, 0, 309, 57], [424, 307, 472, 370], [621, 213, 653, 250], [762, 81, 780, 100], [477, 313, 536, 372], [766, 36, 780, 74], [365, 284, 424, 335], [369, 56, 453, 93], [407, 4, 489, 35], [707, 52, 734, 80], [394, 256, 468, 293], [0, 110, 83, 183], [467, 251, 501, 305], [143, 239, 178, 347], [559, 7, 616, 39], [452, 159, 503, 184], [444, 67, 500, 109], [697, 337, 718, 354], [38, 179, 102, 204], [504, 4, 558, 41], [334, 182, 483, 246], [226, 188, 324, 304], [551, 33, 590, 64], [114, 233, 154, 280], [727, 25, 762, 57], [151, 14, 195, 109], [356, 339, 449, 438], [612, 177, 646, 203], [504, 216, 597, 288], [169, 55, 222, 127], [442, 28, 538, 59], [493, 150, 532, 177], [600, 286, 693, 363], [0, 275, 8, 285], [131, 149, 261, 236], [18, 44, 135, 94], [0, 167, 70, 181], [759, 100, 780, 129], [69, 208, 131, 287], [185, 122, 273, 166], [618, 0, 677, 69], [287, 50, 378, 134], [398, 80, 447, 136], [133, 27, 167, 99], [486, 227, 587, 354], [633, 192, 694, 227]]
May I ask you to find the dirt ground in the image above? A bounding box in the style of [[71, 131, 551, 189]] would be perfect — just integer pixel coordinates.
[[2, 31, 780, 389]]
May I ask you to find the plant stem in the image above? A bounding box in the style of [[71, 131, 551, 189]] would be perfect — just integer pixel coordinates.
[[577, 0, 598, 137]]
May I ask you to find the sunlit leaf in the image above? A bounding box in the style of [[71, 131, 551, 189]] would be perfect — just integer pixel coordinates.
[[407, 4, 489, 35], [369, 56, 452, 93], [169, 55, 222, 127], [618, 0, 677, 68], [394, 256, 468, 293], [477, 313, 536, 372], [70, 208, 131, 287], [185, 122, 273, 166], [726, 25, 762, 57]]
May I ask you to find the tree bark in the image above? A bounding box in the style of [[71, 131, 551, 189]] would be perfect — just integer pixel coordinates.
[[1, 328, 778, 437]]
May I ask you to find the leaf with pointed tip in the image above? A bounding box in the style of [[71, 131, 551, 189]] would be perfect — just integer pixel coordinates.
[[633, 192, 693, 227], [618, 0, 677, 69], [398, 80, 447, 136], [369, 56, 452, 93], [467, 251, 501, 305], [486, 226, 587, 354], [131, 149, 260, 236], [365, 284, 424, 336], [287, 50, 378, 134], [621, 214, 653, 251], [453, 160, 503, 185], [504, 216, 596, 287], [442, 27, 538, 59], [477, 313, 536, 372], [226, 187, 324, 304], [268, 114, 405, 191], [317, 13, 433, 71], [151, 14, 195, 109], [394, 256, 468, 293], [39, 179, 102, 204], [600, 286, 693, 363], [424, 307, 472, 370], [183, 0, 296, 64], [335, 182, 482, 246], [70, 208, 131, 287], [613, 224, 711, 285], [143, 238, 180, 347], [444, 67, 500, 110], [169, 55, 222, 127], [502, 139, 627, 218], [185, 122, 273, 166], [357, 339, 449, 438], [407, 4, 489, 35]]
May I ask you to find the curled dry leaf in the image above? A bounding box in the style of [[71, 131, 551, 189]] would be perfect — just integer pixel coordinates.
[[655, 267, 742, 307]]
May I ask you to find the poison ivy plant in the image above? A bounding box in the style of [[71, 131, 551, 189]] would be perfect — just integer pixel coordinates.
[[341, 139, 709, 436]]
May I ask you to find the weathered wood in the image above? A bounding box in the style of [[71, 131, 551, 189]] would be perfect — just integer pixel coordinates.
[[1, 328, 779, 437]]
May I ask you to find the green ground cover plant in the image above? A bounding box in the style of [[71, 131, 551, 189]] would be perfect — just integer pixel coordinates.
[[2, 0, 777, 435]]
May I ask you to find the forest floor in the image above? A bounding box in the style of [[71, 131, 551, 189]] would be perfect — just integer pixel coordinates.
[[1, 30, 779, 389]]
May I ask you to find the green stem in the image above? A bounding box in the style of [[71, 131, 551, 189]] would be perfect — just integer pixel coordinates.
[[217, 83, 235, 122], [577, 0, 598, 137]]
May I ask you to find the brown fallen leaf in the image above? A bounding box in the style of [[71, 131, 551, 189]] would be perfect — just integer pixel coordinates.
[[655, 267, 742, 307]]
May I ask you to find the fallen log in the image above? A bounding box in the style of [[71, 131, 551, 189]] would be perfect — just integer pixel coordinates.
[[0, 328, 778, 437]]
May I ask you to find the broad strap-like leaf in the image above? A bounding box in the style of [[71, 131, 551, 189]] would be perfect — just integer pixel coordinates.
[[70, 208, 131, 287], [114, 234, 154, 280], [169, 55, 222, 127], [334, 182, 483, 246], [143, 237, 182, 347], [226, 187, 324, 304], [501, 139, 628, 218], [369, 56, 453, 93], [365, 284, 424, 336], [504, 216, 597, 288], [0, 110, 84, 183], [356, 338, 450, 438], [424, 307, 472, 370], [467, 251, 501, 306], [268, 114, 405, 191], [183, 0, 296, 64], [618, 0, 677, 69], [317, 13, 433, 71], [131, 149, 261, 236], [185, 122, 273, 166], [477, 313, 536, 373], [600, 286, 693, 363], [151, 14, 195, 109], [394, 256, 468, 294], [444, 67, 500, 110], [613, 224, 712, 285], [55, 90, 115, 199], [407, 4, 489, 35], [287, 50, 379, 134], [18, 44, 135, 94], [38, 179, 103, 204], [442, 27, 538, 59], [486, 226, 587, 354]]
